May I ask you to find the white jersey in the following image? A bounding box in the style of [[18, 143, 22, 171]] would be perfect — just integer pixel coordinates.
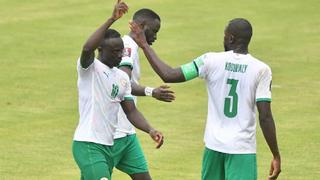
[[193, 51, 272, 154], [114, 35, 140, 139], [73, 59, 133, 146]]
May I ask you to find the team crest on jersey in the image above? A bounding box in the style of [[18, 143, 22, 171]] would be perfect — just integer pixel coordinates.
[[120, 78, 127, 87], [123, 48, 132, 57], [111, 84, 119, 99]]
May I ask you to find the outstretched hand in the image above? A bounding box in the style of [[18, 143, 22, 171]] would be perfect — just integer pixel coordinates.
[[152, 85, 175, 102], [268, 156, 281, 180], [149, 129, 164, 149], [111, 0, 128, 21], [129, 21, 148, 48]]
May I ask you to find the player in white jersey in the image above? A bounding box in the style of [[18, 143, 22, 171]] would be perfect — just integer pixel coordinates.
[[72, 1, 164, 179], [130, 18, 281, 180], [112, 9, 174, 180]]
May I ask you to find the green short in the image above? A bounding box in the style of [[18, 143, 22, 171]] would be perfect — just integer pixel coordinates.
[[113, 134, 148, 175], [72, 141, 113, 180], [202, 147, 257, 180]]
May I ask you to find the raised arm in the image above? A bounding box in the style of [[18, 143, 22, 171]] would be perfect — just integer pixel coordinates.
[[80, 0, 128, 68], [129, 22, 185, 83], [121, 100, 164, 148], [257, 102, 281, 180]]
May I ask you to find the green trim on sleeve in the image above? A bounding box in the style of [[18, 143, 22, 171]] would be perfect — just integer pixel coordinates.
[[194, 57, 204, 67], [180, 61, 199, 81], [118, 62, 133, 70], [256, 98, 272, 102], [124, 96, 134, 101]]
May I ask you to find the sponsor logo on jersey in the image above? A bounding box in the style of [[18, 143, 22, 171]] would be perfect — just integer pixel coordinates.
[[103, 71, 109, 78]]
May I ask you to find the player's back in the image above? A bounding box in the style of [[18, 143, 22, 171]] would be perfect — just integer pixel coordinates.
[[196, 50, 272, 153]]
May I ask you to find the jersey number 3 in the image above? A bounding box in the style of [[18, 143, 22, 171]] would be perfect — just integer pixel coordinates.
[[224, 79, 239, 118]]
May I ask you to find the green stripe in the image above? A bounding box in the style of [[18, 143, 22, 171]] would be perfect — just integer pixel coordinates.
[[124, 96, 134, 101], [256, 98, 272, 102], [118, 62, 133, 70]]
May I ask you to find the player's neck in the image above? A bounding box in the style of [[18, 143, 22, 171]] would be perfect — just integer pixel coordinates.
[[232, 45, 249, 54], [98, 55, 114, 68]]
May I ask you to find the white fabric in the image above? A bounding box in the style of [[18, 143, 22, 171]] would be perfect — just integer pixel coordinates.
[[114, 35, 140, 138], [194, 51, 272, 154], [73, 59, 132, 145]]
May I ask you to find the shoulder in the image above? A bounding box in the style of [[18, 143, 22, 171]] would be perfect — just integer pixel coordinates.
[[203, 51, 232, 60], [115, 67, 130, 80], [195, 51, 229, 66], [248, 56, 272, 78], [77, 58, 99, 71], [122, 35, 138, 50], [250, 55, 271, 71]]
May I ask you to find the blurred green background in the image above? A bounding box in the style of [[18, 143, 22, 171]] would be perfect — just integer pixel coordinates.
[[0, 0, 319, 179]]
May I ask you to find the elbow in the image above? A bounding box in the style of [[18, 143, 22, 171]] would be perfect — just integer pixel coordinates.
[[259, 114, 273, 124], [82, 45, 93, 52], [160, 69, 179, 83], [160, 75, 173, 83]]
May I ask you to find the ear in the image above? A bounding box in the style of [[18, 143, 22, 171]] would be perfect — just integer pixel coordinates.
[[133, 19, 146, 28], [229, 34, 235, 44]]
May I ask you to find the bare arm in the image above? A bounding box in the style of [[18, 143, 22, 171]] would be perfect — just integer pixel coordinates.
[[257, 101, 281, 180], [121, 100, 164, 148], [80, 0, 128, 68], [129, 22, 185, 83], [119, 66, 175, 102]]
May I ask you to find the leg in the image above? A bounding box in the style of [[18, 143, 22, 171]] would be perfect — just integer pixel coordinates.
[[129, 172, 152, 180], [114, 134, 150, 179], [73, 141, 113, 180], [201, 147, 225, 180], [225, 153, 257, 180]]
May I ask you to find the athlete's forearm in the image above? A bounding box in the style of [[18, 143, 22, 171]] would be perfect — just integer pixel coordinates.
[[80, 18, 116, 68], [259, 116, 280, 158], [140, 44, 185, 83], [82, 18, 115, 52], [126, 108, 154, 134], [131, 82, 146, 96]]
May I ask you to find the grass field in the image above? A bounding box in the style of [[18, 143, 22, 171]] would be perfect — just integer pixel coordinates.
[[0, 0, 319, 179]]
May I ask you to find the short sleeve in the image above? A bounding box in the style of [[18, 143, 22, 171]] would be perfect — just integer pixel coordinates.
[[256, 66, 272, 102], [194, 53, 212, 79], [180, 53, 213, 81], [77, 58, 95, 77], [119, 47, 133, 70], [121, 74, 134, 101]]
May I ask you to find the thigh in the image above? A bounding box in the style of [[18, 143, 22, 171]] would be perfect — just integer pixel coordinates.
[[225, 153, 257, 180], [73, 141, 113, 180], [129, 172, 152, 180], [115, 135, 149, 175], [201, 148, 225, 180]]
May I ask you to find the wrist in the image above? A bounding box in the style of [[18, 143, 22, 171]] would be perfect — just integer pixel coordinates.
[[108, 17, 116, 22], [144, 87, 154, 96], [148, 128, 155, 135], [140, 43, 149, 50], [273, 154, 281, 159]]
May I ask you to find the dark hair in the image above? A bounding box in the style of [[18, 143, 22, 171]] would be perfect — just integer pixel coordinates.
[[104, 29, 121, 39], [227, 18, 252, 46], [133, 8, 160, 22], [100, 29, 121, 47]]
